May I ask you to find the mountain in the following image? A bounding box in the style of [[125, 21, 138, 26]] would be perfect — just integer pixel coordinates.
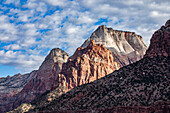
[[23, 20, 170, 113], [82, 25, 147, 67], [0, 71, 37, 112], [145, 19, 170, 58], [0, 48, 69, 113], [8, 39, 120, 113], [3, 25, 149, 113]]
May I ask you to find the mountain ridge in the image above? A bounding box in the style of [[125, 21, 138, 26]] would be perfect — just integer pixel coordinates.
[[14, 19, 170, 113]]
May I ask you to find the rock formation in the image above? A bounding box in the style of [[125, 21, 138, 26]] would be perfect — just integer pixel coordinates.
[[145, 19, 170, 58], [58, 40, 119, 89], [24, 20, 170, 113], [12, 48, 69, 109], [82, 25, 147, 67], [8, 40, 120, 113]]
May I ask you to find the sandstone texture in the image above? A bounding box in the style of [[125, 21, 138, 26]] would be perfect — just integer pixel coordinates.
[[58, 40, 119, 89], [29, 56, 170, 113], [82, 25, 147, 67], [145, 19, 170, 58], [6, 41, 120, 113]]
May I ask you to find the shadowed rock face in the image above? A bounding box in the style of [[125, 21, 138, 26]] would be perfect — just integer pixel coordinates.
[[145, 19, 170, 58], [58, 40, 119, 89], [82, 25, 147, 67]]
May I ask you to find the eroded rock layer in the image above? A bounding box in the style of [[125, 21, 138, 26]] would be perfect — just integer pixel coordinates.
[[82, 25, 147, 67], [58, 40, 119, 89]]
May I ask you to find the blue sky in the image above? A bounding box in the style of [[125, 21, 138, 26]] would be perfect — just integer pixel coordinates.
[[0, 0, 170, 77]]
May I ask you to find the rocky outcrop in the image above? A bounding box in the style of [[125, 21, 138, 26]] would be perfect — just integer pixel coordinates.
[[58, 40, 119, 89], [0, 72, 37, 94], [12, 48, 69, 109], [82, 25, 147, 67], [145, 19, 170, 58]]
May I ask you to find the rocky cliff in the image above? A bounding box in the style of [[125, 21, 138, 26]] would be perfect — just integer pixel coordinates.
[[145, 19, 170, 58], [12, 48, 69, 110], [25, 20, 170, 113], [58, 40, 119, 89], [82, 25, 147, 67]]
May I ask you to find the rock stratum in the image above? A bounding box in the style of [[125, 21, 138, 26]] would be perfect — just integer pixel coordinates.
[[58, 40, 119, 89], [82, 25, 147, 67], [11, 20, 170, 113]]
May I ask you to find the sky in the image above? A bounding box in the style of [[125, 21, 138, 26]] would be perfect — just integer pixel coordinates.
[[0, 0, 169, 77]]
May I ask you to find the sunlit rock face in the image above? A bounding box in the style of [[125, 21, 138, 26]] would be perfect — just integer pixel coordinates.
[[145, 19, 170, 58], [58, 40, 120, 89], [82, 25, 147, 67]]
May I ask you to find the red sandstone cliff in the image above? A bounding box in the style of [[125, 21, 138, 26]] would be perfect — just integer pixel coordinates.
[[58, 40, 119, 89]]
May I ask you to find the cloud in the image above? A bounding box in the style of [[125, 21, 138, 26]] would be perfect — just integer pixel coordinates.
[[4, 44, 21, 50], [0, 0, 170, 75], [0, 50, 45, 73]]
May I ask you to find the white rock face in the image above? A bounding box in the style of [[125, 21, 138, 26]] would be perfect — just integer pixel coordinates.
[[82, 25, 147, 67]]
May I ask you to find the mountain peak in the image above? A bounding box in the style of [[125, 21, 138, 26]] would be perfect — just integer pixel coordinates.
[[82, 25, 147, 67], [145, 19, 170, 58], [97, 25, 107, 30]]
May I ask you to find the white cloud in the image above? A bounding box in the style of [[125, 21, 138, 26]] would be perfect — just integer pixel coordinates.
[[4, 0, 20, 6], [4, 44, 21, 50], [42, 0, 71, 7], [0, 0, 170, 75]]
